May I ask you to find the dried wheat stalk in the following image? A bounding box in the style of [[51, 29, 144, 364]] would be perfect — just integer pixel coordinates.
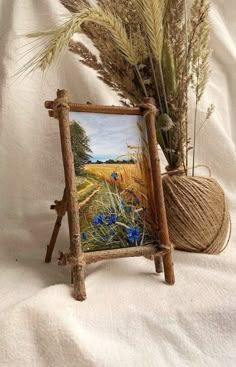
[[22, 0, 211, 173]]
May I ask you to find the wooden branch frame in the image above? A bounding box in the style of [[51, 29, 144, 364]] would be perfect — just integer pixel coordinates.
[[45, 89, 175, 301]]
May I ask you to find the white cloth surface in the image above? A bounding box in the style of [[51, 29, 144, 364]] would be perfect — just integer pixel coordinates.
[[0, 0, 236, 366]]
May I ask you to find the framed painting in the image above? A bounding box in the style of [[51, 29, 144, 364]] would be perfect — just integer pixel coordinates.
[[44, 89, 175, 301]]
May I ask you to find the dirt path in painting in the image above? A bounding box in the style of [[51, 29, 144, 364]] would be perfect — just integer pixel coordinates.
[[78, 165, 123, 216], [78, 186, 101, 209], [78, 182, 93, 195]]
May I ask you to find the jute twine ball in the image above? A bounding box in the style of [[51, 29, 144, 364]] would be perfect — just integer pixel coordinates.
[[162, 175, 230, 254]]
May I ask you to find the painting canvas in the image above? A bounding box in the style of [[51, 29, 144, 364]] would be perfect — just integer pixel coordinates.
[[69, 111, 160, 252]]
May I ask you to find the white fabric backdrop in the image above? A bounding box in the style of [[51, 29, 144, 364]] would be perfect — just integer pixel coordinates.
[[0, 1, 236, 366]]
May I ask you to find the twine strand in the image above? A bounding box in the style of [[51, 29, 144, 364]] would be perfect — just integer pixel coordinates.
[[138, 103, 158, 118], [53, 96, 70, 119]]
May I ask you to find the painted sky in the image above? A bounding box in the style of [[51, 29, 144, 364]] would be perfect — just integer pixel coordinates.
[[70, 112, 144, 162]]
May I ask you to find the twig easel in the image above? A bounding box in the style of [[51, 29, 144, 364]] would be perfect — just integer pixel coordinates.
[[44, 89, 175, 301]]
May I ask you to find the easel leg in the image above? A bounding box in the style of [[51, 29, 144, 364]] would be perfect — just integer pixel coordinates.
[[52, 90, 88, 300], [144, 97, 175, 287], [45, 215, 64, 263], [45, 189, 67, 263], [162, 252, 175, 285], [154, 256, 163, 273], [73, 259, 87, 301], [67, 210, 74, 284]]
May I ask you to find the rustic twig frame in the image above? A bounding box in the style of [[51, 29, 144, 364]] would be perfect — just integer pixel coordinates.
[[45, 89, 175, 301]]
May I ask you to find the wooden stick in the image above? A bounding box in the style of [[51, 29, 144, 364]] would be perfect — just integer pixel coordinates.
[[85, 245, 167, 264], [45, 189, 67, 263], [45, 101, 142, 115], [154, 257, 163, 273], [55, 89, 86, 301], [58, 245, 169, 266], [143, 97, 175, 285]]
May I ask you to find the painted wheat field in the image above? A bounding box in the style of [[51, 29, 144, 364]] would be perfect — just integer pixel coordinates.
[[70, 111, 160, 252]]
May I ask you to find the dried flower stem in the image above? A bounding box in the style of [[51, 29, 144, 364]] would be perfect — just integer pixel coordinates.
[[192, 56, 200, 177], [147, 43, 163, 113], [184, 0, 189, 171], [158, 62, 169, 114], [134, 65, 148, 97]]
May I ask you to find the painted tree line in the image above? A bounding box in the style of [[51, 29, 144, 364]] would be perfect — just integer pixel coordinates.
[[70, 121, 92, 176], [70, 120, 136, 176]]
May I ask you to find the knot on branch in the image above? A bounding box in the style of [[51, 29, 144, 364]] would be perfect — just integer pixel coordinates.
[[54, 200, 67, 216], [71, 234, 81, 248], [58, 252, 85, 267], [53, 96, 70, 118]]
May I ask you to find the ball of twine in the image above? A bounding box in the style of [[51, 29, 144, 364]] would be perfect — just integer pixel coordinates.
[[162, 175, 231, 254]]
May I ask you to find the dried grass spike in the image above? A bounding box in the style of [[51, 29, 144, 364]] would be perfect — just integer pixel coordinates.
[[136, 0, 166, 62]]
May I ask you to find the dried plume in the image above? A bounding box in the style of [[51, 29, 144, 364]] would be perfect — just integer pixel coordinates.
[[190, 0, 211, 175], [190, 0, 211, 101]]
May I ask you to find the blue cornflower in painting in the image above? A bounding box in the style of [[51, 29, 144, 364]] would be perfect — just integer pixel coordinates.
[[111, 171, 119, 181], [127, 226, 141, 244], [92, 213, 105, 225], [81, 232, 87, 241], [107, 214, 118, 225]]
